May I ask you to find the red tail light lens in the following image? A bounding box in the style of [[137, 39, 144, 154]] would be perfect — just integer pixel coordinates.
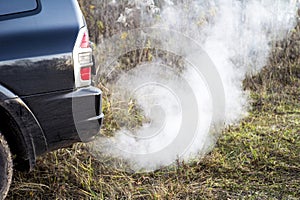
[[80, 32, 90, 48], [74, 27, 93, 87], [80, 67, 91, 81]]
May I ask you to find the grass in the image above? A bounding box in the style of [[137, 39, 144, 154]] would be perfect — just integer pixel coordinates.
[[6, 1, 300, 199], [7, 58, 300, 199], [7, 82, 299, 199]]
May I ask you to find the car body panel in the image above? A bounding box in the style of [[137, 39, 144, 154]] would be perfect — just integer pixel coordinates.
[[22, 86, 103, 152], [0, 54, 74, 96], [0, 0, 104, 169]]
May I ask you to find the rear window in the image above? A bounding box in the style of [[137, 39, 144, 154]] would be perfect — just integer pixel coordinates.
[[0, 0, 38, 16]]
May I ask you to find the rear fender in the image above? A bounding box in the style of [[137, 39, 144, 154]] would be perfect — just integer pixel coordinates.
[[0, 84, 47, 170]]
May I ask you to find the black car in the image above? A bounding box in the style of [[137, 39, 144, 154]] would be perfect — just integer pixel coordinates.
[[0, 0, 104, 198]]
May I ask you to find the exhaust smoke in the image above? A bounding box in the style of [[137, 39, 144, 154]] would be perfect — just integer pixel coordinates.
[[83, 0, 298, 172]]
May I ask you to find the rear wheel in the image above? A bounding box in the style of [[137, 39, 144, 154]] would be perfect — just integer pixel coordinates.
[[0, 132, 13, 200]]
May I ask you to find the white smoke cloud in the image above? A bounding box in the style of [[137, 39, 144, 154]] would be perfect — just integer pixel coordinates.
[[158, 0, 297, 123], [89, 0, 298, 172]]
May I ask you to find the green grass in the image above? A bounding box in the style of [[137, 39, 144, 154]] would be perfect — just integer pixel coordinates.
[[7, 73, 300, 199]]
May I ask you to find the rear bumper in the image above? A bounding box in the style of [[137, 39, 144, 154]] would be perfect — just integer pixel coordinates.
[[71, 87, 104, 142], [22, 86, 104, 153]]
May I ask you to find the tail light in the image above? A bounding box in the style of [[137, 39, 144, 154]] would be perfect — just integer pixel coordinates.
[[80, 67, 91, 81], [80, 32, 90, 48], [73, 27, 93, 88]]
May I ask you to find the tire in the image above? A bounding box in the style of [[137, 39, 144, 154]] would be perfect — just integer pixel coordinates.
[[0, 132, 13, 200]]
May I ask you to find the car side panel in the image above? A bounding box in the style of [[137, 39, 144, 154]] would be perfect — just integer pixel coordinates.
[[22, 87, 103, 152], [0, 0, 84, 96], [0, 54, 74, 96]]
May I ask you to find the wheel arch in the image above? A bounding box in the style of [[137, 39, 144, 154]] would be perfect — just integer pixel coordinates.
[[0, 84, 48, 171]]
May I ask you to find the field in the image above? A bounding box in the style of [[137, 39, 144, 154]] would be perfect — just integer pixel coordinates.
[[7, 1, 300, 199]]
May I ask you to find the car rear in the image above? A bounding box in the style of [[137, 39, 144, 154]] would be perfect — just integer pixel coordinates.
[[0, 0, 103, 155]]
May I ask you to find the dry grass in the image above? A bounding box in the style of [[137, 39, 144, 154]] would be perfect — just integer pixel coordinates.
[[7, 82, 300, 199], [6, 1, 300, 199]]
